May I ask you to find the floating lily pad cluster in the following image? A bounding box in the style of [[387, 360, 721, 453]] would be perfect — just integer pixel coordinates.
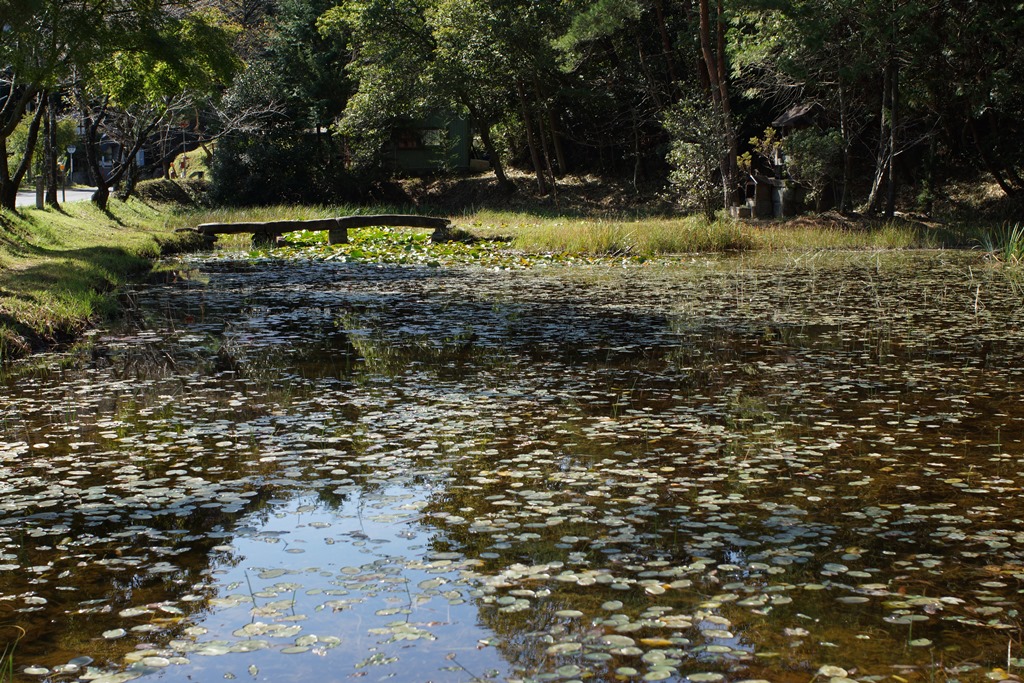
[[1, 250, 1023, 683]]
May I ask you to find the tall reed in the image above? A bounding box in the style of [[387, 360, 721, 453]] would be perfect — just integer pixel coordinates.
[[979, 222, 1024, 263], [1, 626, 24, 683]]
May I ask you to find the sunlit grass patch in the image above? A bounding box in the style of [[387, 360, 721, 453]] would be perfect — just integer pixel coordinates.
[[456, 211, 950, 255], [743, 220, 935, 251], [0, 199, 197, 359], [461, 212, 752, 254]]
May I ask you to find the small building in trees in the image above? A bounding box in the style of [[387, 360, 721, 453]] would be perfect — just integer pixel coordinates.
[[734, 103, 824, 218], [386, 114, 471, 173]]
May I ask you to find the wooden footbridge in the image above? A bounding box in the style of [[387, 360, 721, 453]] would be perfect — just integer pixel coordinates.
[[194, 214, 453, 247]]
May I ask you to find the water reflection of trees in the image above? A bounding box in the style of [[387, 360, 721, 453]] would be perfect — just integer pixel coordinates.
[[8, 255, 1024, 680], [0, 363, 358, 674], [403, 332, 1024, 680]]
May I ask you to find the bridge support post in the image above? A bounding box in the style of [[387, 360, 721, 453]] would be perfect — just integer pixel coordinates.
[[252, 231, 283, 248], [430, 224, 453, 243], [328, 227, 349, 245]]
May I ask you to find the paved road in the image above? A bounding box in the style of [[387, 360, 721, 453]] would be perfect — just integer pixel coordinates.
[[15, 187, 96, 207]]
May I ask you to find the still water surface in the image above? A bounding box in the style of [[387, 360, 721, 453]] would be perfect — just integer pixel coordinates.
[[2, 251, 1023, 683]]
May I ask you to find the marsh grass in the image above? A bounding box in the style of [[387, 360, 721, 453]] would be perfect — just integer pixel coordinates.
[[978, 222, 1024, 263], [460, 211, 942, 255], [460, 212, 751, 254]]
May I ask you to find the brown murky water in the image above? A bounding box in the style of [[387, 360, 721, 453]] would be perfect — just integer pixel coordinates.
[[1, 251, 1023, 683]]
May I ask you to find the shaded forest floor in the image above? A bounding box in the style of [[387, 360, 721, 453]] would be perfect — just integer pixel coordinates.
[[383, 170, 1022, 233]]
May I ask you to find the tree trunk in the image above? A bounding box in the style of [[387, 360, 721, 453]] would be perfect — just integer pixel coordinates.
[[104, 128, 157, 205], [45, 91, 59, 207], [716, 0, 737, 207], [92, 184, 110, 210], [632, 108, 642, 191], [118, 159, 139, 201], [0, 82, 40, 140], [697, 0, 721, 103], [516, 81, 548, 195], [0, 136, 16, 210], [464, 100, 512, 191], [634, 39, 664, 112], [476, 118, 513, 192], [76, 88, 113, 209], [921, 134, 937, 215], [884, 62, 898, 218], [0, 95, 46, 211], [547, 109, 567, 176], [698, 0, 736, 211], [838, 80, 852, 212], [866, 63, 892, 213], [531, 80, 559, 194]]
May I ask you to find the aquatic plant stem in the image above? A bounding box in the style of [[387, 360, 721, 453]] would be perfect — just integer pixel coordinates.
[[0, 626, 24, 683], [444, 653, 485, 683]]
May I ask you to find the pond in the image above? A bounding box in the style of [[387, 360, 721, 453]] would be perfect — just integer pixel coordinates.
[[2, 247, 1023, 683]]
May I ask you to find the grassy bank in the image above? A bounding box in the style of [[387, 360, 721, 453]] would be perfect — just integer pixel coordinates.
[[0, 199, 204, 361]]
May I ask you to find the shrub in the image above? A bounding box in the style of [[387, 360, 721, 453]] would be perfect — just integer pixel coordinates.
[[209, 132, 357, 206], [782, 128, 843, 210], [664, 96, 729, 221]]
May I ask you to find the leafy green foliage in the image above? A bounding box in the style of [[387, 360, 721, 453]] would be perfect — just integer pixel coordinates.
[[782, 128, 843, 208], [208, 0, 352, 202], [553, 0, 642, 61], [268, 0, 352, 130], [96, 10, 241, 109], [732, 0, 1024, 209], [7, 116, 78, 178], [664, 96, 729, 220], [209, 134, 355, 206]]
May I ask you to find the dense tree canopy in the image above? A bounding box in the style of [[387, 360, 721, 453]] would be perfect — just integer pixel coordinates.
[[2, 0, 1021, 213]]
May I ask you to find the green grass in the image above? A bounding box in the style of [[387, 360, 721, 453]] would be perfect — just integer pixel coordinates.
[[977, 222, 1024, 263], [160, 199, 954, 257], [0, 199, 202, 360], [0, 626, 24, 683]]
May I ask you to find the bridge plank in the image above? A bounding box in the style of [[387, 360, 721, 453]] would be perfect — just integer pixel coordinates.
[[195, 215, 452, 246], [196, 218, 340, 236], [335, 214, 450, 230]]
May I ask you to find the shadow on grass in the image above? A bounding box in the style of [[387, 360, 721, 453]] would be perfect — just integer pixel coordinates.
[[0, 245, 154, 354], [6, 245, 151, 294]]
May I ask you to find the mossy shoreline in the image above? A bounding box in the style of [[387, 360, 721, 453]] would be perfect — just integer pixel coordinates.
[[0, 199, 206, 362]]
